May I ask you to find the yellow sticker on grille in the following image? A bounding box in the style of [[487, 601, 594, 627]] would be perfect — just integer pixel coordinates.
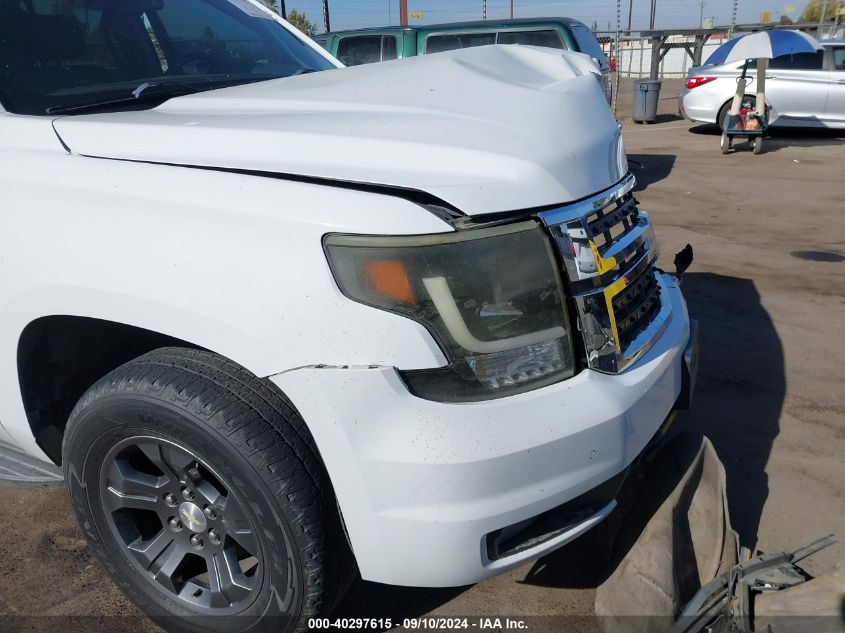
[[603, 274, 630, 354], [589, 240, 618, 276]]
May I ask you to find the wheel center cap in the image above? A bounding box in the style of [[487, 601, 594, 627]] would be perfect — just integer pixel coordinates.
[[178, 502, 207, 533]]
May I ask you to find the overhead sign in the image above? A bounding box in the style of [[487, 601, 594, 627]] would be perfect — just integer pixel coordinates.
[[410, 10, 425, 20], [760, 10, 773, 23]]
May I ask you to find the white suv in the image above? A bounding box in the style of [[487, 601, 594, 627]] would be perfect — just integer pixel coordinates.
[[0, 1, 697, 631]]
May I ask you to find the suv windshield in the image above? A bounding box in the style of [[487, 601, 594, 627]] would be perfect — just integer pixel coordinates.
[[0, 0, 335, 115]]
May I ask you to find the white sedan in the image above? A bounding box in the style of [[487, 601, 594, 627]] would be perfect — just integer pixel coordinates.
[[679, 39, 845, 129]]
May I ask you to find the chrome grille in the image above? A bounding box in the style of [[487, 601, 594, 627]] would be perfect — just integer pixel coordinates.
[[539, 174, 671, 373], [613, 268, 661, 351]]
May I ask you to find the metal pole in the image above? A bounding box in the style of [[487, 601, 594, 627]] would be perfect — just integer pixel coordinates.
[[510, 0, 514, 19], [322, 0, 330, 33], [699, 0, 705, 28], [627, 0, 633, 30], [399, 0, 408, 26], [729, 0, 737, 38], [649, 0, 656, 29], [483, 0, 487, 20], [388, 0, 392, 26], [277, 0, 286, 19], [729, 60, 748, 115], [818, 0, 830, 37], [613, 0, 621, 117]]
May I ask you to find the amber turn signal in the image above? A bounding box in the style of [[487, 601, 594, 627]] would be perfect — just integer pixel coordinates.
[[365, 260, 416, 306]]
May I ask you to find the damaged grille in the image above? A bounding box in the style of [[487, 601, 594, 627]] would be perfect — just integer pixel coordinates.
[[613, 269, 662, 351], [584, 196, 639, 245], [539, 174, 672, 373]]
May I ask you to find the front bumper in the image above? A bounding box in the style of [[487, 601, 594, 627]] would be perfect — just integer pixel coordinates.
[[271, 273, 694, 587]]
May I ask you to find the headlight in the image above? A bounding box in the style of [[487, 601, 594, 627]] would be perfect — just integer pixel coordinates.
[[324, 222, 575, 401]]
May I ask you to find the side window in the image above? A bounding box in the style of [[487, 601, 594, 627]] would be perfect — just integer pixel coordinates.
[[425, 32, 496, 54], [569, 23, 608, 68], [769, 51, 825, 70], [382, 35, 398, 61], [337, 35, 382, 66], [832, 47, 845, 71], [497, 30, 564, 50], [0, 1, 162, 92]]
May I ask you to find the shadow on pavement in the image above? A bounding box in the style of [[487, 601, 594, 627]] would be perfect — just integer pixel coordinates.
[[628, 154, 677, 191], [521, 273, 784, 589], [629, 113, 683, 125], [689, 123, 845, 152]]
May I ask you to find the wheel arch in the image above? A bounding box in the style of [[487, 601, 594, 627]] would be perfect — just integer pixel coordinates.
[[16, 315, 205, 464]]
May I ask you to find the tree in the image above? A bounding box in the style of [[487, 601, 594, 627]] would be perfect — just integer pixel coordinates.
[[800, 0, 842, 23], [286, 9, 318, 37], [255, 2, 318, 38]]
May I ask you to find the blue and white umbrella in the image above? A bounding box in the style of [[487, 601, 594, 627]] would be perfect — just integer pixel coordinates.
[[706, 29, 822, 65]]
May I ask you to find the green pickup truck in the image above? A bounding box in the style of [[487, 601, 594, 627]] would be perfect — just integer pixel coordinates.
[[315, 18, 611, 100]]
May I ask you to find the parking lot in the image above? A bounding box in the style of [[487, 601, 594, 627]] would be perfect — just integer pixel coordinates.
[[1, 82, 843, 631]]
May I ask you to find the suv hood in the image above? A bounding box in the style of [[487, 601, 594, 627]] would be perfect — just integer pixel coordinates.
[[53, 46, 627, 216]]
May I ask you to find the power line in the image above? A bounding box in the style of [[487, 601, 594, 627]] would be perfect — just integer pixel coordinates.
[[287, 0, 780, 34]]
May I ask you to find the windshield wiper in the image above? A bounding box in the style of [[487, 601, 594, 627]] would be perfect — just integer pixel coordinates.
[[46, 81, 203, 115], [47, 71, 320, 116]]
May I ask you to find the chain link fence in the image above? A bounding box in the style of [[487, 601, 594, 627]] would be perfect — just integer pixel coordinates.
[[597, 32, 721, 78], [597, 23, 844, 79]]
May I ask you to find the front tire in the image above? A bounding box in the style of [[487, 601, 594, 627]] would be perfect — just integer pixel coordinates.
[[63, 348, 353, 633]]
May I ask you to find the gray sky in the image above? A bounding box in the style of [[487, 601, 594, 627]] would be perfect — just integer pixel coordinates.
[[281, 0, 813, 33]]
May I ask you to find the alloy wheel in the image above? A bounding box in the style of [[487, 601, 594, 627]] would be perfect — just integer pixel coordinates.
[[98, 437, 262, 612]]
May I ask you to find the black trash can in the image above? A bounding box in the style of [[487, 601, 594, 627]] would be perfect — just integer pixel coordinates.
[[633, 79, 662, 123]]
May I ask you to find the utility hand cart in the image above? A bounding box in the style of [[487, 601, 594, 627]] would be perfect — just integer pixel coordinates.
[[721, 67, 769, 155], [705, 29, 824, 156]]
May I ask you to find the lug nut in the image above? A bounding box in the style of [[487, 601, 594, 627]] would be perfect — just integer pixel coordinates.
[[208, 528, 221, 546], [203, 505, 217, 520], [168, 517, 183, 532], [181, 487, 195, 501], [164, 493, 178, 507], [190, 534, 204, 549]]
